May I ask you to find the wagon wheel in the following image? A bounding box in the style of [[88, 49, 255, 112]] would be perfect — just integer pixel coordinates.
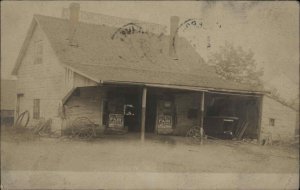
[[38, 119, 52, 137], [83, 127, 96, 139], [71, 126, 81, 138], [78, 127, 90, 139], [87, 127, 96, 138], [15, 110, 30, 128], [33, 119, 46, 134], [72, 126, 94, 139], [186, 127, 202, 144], [71, 117, 95, 137]]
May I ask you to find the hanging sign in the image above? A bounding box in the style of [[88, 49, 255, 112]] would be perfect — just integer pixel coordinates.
[[157, 115, 173, 129], [109, 114, 124, 128]]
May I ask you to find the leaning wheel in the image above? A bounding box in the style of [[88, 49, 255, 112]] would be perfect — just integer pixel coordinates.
[[186, 127, 202, 144], [71, 117, 96, 139], [84, 128, 95, 139]]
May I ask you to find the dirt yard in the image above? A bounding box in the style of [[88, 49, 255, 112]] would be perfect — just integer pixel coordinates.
[[1, 128, 299, 189]]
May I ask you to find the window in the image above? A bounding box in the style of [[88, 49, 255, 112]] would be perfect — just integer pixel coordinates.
[[269, 118, 275, 126], [34, 40, 43, 64], [33, 99, 40, 119]]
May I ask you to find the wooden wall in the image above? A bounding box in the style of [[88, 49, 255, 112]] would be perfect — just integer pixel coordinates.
[[64, 87, 103, 127], [16, 23, 99, 129], [16, 24, 65, 125], [261, 95, 298, 141]]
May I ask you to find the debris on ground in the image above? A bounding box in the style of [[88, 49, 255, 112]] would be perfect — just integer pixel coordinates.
[[104, 126, 128, 135]]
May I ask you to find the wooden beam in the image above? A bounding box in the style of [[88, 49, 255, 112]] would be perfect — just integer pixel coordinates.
[[103, 80, 265, 95], [141, 87, 147, 141], [99, 88, 104, 127], [257, 95, 264, 142], [200, 92, 205, 144]]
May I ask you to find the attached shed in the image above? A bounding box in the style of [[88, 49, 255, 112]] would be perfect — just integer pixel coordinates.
[[260, 95, 299, 142]]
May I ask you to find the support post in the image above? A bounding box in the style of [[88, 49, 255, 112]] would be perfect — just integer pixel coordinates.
[[200, 92, 205, 144], [99, 93, 104, 127], [141, 87, 147, 141], [257, 95, 264, 143]]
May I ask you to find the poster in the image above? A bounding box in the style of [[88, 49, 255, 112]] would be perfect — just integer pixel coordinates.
[[108, 114, 124, 128], [157, 115, 172, 129]]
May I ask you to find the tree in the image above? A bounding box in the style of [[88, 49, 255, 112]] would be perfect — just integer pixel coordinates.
[[208, 42, 264, 86]]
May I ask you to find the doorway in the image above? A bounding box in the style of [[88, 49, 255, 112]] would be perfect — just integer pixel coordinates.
[[104, 86, 141, 132]]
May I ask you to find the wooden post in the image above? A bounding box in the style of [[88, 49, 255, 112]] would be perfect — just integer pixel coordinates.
[[141, 87, 147, 141], [200, 92, 205, 144], [99, 95, 104, 126], [257, 95, 264, 143]]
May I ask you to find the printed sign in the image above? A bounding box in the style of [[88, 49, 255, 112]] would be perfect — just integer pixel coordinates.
[[109, 114, 124, 128], [157, 115, 172, 129]]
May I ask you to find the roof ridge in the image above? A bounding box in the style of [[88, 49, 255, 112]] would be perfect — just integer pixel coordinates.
[[34, 14, 165, 36], [34, 14, 196, 44]]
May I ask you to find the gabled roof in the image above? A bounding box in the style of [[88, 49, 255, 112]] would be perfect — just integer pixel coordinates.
[[13, 15, 264, 93], [1, 79, 16, 110], [12, 19, 37, 75]]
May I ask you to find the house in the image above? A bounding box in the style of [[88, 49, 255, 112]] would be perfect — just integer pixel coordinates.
[[11, 3, 298, 141], [1, 79, 16, 127]]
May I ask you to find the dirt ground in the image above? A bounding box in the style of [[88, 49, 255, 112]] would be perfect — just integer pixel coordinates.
[[1, 127, 299, 189]]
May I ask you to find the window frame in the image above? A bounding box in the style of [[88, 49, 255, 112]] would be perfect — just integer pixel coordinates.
[[34, 40, 43, 64], [269, 118, 275, 127], [33, 99, 40, 119]]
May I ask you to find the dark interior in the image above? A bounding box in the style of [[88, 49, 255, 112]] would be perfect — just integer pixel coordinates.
[[145, 92, 157, 133], [104, 86, 141, 132], [204, 93, 261, 139]]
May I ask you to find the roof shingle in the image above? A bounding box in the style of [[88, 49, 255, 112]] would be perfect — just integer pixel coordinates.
[[36, 15, 263, 93]]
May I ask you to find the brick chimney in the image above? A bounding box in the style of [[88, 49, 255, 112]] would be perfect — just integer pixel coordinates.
[[169, 16, 179, 60], [68, 3, 80, 46]]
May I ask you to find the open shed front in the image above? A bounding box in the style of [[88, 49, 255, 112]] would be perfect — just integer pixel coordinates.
[[62, 84, 262, 141], [204, 92, 262, 140]]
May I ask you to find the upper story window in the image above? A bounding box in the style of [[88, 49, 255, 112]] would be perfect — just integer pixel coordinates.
[[269, 118, 275, 127], [34, 40, 43, 64]]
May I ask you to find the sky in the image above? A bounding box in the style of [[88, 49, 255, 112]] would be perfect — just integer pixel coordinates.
[[1, 1, 299, 100]]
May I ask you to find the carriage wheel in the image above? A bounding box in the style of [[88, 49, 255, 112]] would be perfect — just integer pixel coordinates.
[[186, 127, 202, 144]]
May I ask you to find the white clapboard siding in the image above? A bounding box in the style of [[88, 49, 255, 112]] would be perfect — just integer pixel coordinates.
[[16, 25, 65, 125], [64, 87, 102, 126], [261, 95, 298, 141]]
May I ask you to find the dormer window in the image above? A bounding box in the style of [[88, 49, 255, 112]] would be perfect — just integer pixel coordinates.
[[34, 40, 43, 64]]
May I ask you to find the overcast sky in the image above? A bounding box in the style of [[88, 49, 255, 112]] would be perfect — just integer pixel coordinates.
[[1, 1, 299, 99]]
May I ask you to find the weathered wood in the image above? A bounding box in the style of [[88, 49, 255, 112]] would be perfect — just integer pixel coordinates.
[[261, 95, 298, 141], [257, 95, 264, 142], [200, 92, 205, 144], [237, 122, 249, 140], [141, 87, 147, 141], [64, 87, 102, 126], [15, 25, 66, 123], [99, 90, 104, 126]]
